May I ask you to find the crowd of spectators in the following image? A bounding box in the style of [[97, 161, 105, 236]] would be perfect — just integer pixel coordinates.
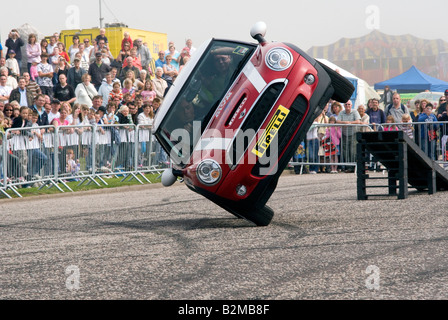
[[293, 90, 448, 174], [0, 27, 197, 185], [0, 27, 197, 133]]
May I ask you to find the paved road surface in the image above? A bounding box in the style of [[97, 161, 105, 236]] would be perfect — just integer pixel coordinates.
[[1, 172, 448, 300]]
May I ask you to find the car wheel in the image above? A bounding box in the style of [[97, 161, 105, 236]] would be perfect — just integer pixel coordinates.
[[317, 61, 355, 103], [229, 204, 274, 227]]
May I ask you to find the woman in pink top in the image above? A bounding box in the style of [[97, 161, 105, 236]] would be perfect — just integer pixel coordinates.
[[52, 106, 74, 133], [26, 33, 41, 74]]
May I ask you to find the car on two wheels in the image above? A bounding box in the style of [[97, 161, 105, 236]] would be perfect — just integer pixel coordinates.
[[153, 22, 354, 226]]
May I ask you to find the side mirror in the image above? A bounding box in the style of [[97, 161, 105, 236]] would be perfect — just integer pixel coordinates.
[[250, 21, 267, 44], [161, 168, 177, 187]]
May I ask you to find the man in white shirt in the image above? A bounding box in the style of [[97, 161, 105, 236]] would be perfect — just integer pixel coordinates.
[[74, 44, 90, 72], [47, 99, 61, 124], [0, 66, 18, 89], [0, 74, 13, 103], [47, 36, 58, 57], [336, 100, 362, 171], [98, 72, 114, 106]]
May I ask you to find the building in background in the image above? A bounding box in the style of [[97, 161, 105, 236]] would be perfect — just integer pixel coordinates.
[[60, 23, 167, 59]]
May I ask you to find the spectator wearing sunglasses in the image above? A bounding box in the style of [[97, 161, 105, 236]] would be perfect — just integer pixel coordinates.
[[3, 104, 14, 119], [436, 89, 448, 120]]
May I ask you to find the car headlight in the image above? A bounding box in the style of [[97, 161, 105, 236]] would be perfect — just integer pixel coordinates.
[[265, 47, 293, 71], [196, 160, 222, 186]]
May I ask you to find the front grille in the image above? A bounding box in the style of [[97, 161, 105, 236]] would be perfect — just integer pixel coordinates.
[[230, 82, 285, 165], [251, 94, 308, 177]]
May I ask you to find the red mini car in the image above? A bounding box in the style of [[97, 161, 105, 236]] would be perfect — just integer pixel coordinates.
[[153, 22, 354, 226]]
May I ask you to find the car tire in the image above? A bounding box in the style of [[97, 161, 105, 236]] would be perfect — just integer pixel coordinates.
[[317, 61, 355, 103], [253, 205, 274, 227], [229, 204, 274, 227]]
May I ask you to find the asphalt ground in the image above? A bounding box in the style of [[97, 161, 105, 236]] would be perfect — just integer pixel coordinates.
[[1, 171, 448, 301]]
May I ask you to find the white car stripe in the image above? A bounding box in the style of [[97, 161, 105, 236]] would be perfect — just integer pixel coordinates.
[[194, 137, 233, 151], [243, 62, 267, 93]]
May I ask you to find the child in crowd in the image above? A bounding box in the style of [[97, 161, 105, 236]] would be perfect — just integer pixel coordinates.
[[30, 62, 39, 81], [0, 111, 5, 133], [324, 116, 342, 173], [87, 109, 96, 126], [6, 50, 20, 79], [418, 103, 439, 160], [95, 109, 105, 133], [95, 28, 108, 45], [28, 110, 48, 178], [121, 32, 133, 51], [30, 111, 43, 140], [140, 80, 156, 104], [94, 109, 108, 168], [105, 103, 118, 124], [121, 93, 133, 107], [66, 148, 80, 176], [50, 47, 61, 70], [101, 48, 111, 66], [122, 79, 136, 99], [400, 114, 414, 140], [105, 102, 120, 167], [108, 81, 123, 103], [3, 116, 12, 130], [383, 115, 398, 131], [152, 98, 161, 114], [292, 141, 306, 174], [11, 103, 21, 121]]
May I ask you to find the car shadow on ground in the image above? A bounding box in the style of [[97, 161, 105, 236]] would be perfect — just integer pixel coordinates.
[[99, 216, 258, 231]]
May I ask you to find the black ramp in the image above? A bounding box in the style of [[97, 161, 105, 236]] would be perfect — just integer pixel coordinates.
[[357, 131, 448, 199]]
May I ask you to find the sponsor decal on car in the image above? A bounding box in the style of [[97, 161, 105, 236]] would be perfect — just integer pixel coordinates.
[[233, 46, 249, 55], [228, 97, 248, 126], [215, 92, 233, 119], [251, 105, 289, 158]]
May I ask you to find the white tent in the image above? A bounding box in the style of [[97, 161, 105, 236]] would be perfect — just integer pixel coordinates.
[[317, 58, 380, 108]]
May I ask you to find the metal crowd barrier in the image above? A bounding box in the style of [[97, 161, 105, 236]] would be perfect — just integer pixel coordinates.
[[289, 121, 448, 174], [3, 121, 447, 197], [0, 124, 169, 198], [1, 130, 10, 198]]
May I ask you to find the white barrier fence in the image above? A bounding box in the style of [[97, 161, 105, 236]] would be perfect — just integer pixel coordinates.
[[0, 124, 169, 198], [2, 121, 448, 198], [289, 121, 448, 174]]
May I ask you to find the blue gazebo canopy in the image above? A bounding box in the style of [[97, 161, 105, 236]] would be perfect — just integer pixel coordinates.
[[374, 66, 448, 93]]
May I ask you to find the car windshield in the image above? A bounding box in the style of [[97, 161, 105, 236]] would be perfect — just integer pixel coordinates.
[[156, 40, 256, 165]]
